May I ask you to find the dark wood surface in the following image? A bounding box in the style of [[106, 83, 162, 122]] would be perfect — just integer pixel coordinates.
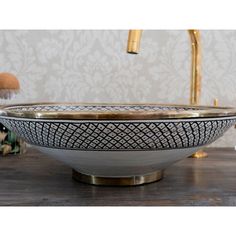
[[0, 147, 236, 206]]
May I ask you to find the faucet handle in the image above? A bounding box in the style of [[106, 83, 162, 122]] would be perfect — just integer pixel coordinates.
[[213, 98, 219, 107]]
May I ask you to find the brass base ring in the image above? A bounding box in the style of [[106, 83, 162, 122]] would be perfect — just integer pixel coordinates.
[[72, 169, 164, 186]]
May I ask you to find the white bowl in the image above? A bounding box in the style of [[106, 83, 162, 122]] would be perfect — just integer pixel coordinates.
[[1, 103, 236, 185]]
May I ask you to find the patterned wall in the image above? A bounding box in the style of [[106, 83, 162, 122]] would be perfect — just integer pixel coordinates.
[[0, 30, 236, 147]]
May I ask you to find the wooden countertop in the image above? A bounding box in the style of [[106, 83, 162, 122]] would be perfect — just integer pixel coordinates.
[[0, 147, 236, 206]]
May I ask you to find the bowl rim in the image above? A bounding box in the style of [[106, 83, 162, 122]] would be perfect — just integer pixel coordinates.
[[1, 102, 236, 120]]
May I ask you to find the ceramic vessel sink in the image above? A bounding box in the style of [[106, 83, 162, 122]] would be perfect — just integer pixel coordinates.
[[0, 103, 236, 186]]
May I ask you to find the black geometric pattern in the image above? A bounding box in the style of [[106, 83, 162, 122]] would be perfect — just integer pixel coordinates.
[[1, 118, 235, 151], [8, 105, 199, 112]]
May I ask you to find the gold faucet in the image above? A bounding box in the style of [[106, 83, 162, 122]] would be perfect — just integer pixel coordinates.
[[127, 30, 208, 158], [127, 30, 201, 105]]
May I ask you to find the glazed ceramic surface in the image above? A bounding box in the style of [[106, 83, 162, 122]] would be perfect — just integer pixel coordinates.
[[0, 103, 236, 178]]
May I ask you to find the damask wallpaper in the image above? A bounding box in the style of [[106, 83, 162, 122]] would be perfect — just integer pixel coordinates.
[[0, 30, 236, 147]]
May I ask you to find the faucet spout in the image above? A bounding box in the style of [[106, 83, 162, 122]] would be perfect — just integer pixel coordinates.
[[127, 30, 143, 54], [127, 30, 201, 106]]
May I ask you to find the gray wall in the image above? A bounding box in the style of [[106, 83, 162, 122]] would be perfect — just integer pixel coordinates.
[[1, 30, 236, 147]]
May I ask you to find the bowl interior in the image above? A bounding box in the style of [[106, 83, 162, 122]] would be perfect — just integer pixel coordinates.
[[5, 104, 200, 112]]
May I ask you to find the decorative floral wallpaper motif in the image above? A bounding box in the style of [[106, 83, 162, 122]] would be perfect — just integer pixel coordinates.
[[0, 30, 236, 147]]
